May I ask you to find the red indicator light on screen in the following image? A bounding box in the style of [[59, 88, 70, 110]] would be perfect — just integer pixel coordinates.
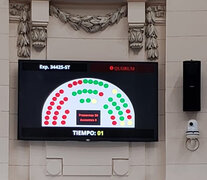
[[59, 89, 64, 94], [109, 66, 114, 71], [52, 121, 57, 125], [57, 106, 61, 110], [78, 80, 83, 84], [65, 110, 70, 114]]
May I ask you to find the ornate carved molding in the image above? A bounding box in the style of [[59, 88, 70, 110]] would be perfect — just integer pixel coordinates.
[[146, 4, 166, 24], [10, 3, 30, 58], [31, 27, 47, 49], [145, 6, 158, 60], [128, 24, 144, 52], [49, 5, 127, 33]]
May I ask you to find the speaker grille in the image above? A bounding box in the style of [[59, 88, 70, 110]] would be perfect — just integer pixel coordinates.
[[183, 61, 201, 111]]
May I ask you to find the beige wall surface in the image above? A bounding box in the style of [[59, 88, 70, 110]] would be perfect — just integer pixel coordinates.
[[0, 0, 9, 180], [7, 1, 166, 180], [166, 0, 207, 180]]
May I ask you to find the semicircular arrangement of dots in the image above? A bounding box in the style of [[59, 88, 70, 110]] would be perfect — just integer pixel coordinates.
[[42, 77, 135, 128]]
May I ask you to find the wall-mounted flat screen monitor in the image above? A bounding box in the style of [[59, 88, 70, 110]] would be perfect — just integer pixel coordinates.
[[18, 60, 158, 141]]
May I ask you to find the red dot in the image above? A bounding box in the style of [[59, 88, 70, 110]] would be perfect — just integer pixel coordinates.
[[44, 121, 49, 125], [59, 89, 64, 94], [61, 120, 66, 125], [53, 116, 57, 120], [52, 97, 57, 101], [65, 110, 70, 114], [45, 116, 49, 120], [127, 115, 132, 119], [46, 111, 51, 115], [73, 81, 77, 86], [99, 92, 104, 96], [63, 97, 68, 101], [52, 121, 57, 125], [48, 106, 52, 110], [55, 93, 60, 97], [60, 100, 64, 105], [68, 84, 73, 88], [57, 106, 61, 110], [126, 109, 131, 114], [54, 111, 59, 115], [78, 80, 82, 84], [109, 66, 114, 71], [112, 121, 117, 125], [111, 115, 115, 120], [62, 115, 67, 119], [50, 102, 55, 106]]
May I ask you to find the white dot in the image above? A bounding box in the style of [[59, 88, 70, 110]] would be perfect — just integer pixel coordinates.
[[120, 121, 125, 126], [128, 121, 133, 126], [92, 99, 97, 104], [112, 89, 117, 94]]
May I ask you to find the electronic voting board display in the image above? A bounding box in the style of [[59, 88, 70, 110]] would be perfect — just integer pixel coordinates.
[[18, 60, 158, 141]]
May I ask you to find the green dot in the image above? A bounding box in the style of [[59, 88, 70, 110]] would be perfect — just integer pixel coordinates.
[[112, 102, 117, 106], [116, 106, 121, 110], [80, 99, 84, 103], [88, 89, 93, 94], [117, 93, 122, 98], [104, 84, 109, 88], [108, 110, 113, 114], [103, 104, 108, 109], [72, 92, 77, 96], [94, 80, 98, 85], [120, 98, 125, 103], [83, 89, 87, 93], [89, 79, 93, 84], [86, 98, 91, 103], [118, 111, 123, 115], [77, 90, 82, 94], [120, 116, 124, 121], [83, 79, 88, 84], [99, 82, 103, 86], [93, 90, 98, 95], [108, 97, 113, 102], [123, 103, 128, 108]]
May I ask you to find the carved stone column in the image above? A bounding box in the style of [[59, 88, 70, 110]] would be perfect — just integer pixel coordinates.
[[31, 0, 49, 51], [128, 1, 146, 54]]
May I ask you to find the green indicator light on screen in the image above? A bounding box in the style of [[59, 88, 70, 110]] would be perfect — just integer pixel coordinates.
[[99, 82, 103, 86], [112, 102, 117, 106], [89, 79, 93, 84], [77, 90, 82, 94], [86, 98, 91, 103], [94, 80, 98, 85], [103, 104, 108, 109], [108, 110, 113, 114], [93, 90, 98, 94], [72, 92, 77, 96], [83, 89, 87, 93], [104, 84, 109, 88], [88, 89, 93, 94], [118, 111, 123, 115], [120, 98, 125, 103], [83, 79, 88, 84], [116, 106, 121, 110], [117, 93, 122, 98], [120, 116, 124, 121], [108, 97, 113, 102], [123, 103, 128, 108], [80, 99, 84, 103]]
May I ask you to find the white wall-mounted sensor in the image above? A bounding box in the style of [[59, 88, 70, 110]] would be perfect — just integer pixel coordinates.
[[185, 119, 200, 151]]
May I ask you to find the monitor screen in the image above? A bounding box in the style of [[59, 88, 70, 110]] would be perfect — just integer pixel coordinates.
[[18, 60, 158, 141]]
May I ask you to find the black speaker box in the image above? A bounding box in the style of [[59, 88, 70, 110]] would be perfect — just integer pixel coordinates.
[[183, 60, 201, 111]]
